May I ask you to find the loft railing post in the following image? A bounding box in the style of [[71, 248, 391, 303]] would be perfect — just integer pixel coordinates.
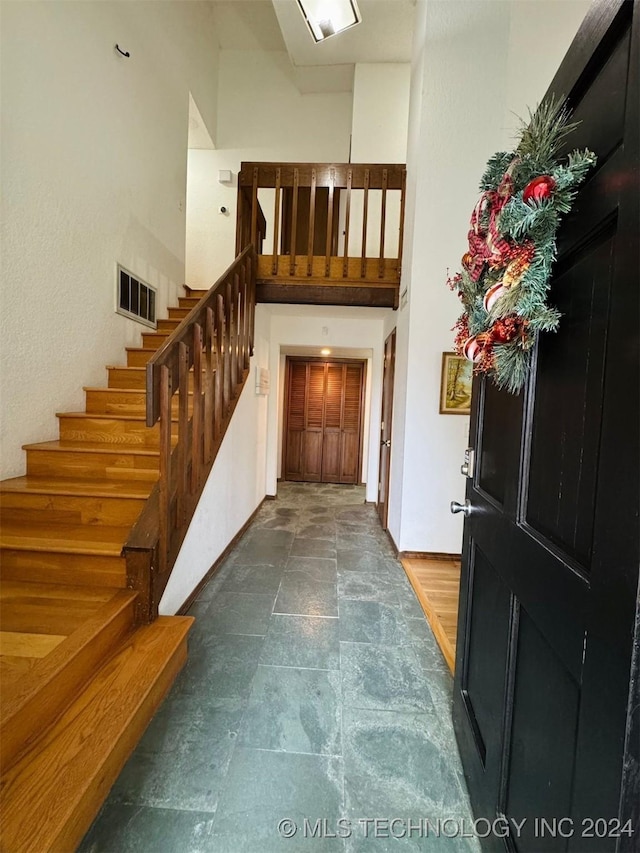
[[360, 168, 370, 278], [250, 166, 259, 248], [290, 167, 299, 276], [273, 167, 281, 276], [235, 183, 244, 255], [379, 168, 388, 279], [325, 167, 335, 278], [343, 168, 352, 278], [307, 167, 316, 276]]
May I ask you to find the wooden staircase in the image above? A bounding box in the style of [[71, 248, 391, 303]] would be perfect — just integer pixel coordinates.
[[0, 290, 212, 852]]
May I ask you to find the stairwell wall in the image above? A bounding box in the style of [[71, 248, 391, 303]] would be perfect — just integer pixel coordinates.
[[0, 1, 219, 478], [186, 49, 353, 287]]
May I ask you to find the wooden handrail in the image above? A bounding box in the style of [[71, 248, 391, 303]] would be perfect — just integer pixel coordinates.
[[236, 161, 406, 304], [124, 246, 256, 622]]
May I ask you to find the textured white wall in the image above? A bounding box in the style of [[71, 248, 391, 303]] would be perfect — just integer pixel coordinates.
[[0, 1, 219, 477], [160, 305, 270, 614], [337, 63, 411, 261], [389, 0, 591, 554], [185, 50, 353, 288]]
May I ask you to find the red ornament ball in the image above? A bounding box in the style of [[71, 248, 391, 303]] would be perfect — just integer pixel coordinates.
[[522, 175, 556, 204]]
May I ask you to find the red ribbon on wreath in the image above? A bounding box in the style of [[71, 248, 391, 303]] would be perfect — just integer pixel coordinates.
[[463, 161, 519, 281]]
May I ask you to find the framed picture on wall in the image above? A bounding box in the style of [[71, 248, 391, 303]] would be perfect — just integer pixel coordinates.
[[439, 352, 472, 415]]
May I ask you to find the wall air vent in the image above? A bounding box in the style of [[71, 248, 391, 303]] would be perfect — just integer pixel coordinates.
[[117, 265, 157, 328]]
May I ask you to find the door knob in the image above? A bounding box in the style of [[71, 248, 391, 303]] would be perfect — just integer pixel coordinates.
[[450, 499, 472, 516], [381, 439, 391, 448]]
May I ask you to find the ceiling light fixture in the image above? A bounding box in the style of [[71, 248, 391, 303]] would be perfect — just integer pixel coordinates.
[[321, 348, 332, 355], [296, 0, 361, 43]]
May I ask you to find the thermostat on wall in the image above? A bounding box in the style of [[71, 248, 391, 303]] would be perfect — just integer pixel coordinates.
[[255, 367, 270, 395], [218, 170, 232, 184]]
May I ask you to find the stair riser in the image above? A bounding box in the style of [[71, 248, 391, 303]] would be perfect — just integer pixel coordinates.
[[0, 598, 136, 772], [57, 416, 178, 448], [157, 319, 181, 332], [86, 390, 191, 417], [127, 350, 155, 368], [26, 449, 159, 481], [0, 493, 146, 527], [178, 297, 200, 309], [0, 549, 127, 588], [86, 389, 147, 413], [167, 308, 190, 320], [141, 333, 170, 350], [107, 368, 146, 390]]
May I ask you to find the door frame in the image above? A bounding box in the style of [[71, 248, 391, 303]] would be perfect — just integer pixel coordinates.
[[281, 356, 368, 485], [377, 329, 396, 529]]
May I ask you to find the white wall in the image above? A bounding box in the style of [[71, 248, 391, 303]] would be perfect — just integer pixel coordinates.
[[0, 0, 219, 478], [351, 63, 411, 163], [263, 305, 393, 502], [186, 50, 353, 287], [335, 63, 411, 260], [389, 0, 591, 554], [160, 304, 270, 614]]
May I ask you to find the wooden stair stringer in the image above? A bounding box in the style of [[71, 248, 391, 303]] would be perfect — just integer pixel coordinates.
[[0, 616, 193, 853]]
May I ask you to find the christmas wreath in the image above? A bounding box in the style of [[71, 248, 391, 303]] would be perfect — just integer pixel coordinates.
[[448, 98, 596, 393]]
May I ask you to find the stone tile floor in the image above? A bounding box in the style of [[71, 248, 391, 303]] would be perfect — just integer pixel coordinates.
[[80, 483, 480, 853]]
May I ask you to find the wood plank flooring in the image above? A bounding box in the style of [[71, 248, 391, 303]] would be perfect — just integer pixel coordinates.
[[400, 556, 461, 674]]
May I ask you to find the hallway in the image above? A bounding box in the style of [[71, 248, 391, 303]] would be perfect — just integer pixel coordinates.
[[80, 484, 479, 852]]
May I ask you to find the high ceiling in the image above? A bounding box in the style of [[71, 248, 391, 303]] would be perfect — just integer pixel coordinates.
[[212, 0, 415, 91]]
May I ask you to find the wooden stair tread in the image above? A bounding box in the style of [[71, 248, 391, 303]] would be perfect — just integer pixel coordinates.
[[0, 655, 39, 690], [0, 475, 153, 500], [0, 616, 193, 853], [0, 580, 116, 636], [0, 631, 66, 659], [23, 440, 160, 457], [0, 521, 131, 555]]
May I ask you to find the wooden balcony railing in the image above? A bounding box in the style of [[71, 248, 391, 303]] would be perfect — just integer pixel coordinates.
[[237, 162, 406, 308], [123, 247, 256, 622]]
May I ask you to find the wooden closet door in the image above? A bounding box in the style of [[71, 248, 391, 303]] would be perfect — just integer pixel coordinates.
[[321, 363, 344, 482], [284, 360, 307, 481], [340, 363, 364, 484], [284, 359, 364, 484], [304, 363, 324, 481]]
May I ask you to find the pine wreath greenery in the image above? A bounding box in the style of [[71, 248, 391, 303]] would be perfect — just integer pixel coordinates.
[[448, 97, 596, 393]]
